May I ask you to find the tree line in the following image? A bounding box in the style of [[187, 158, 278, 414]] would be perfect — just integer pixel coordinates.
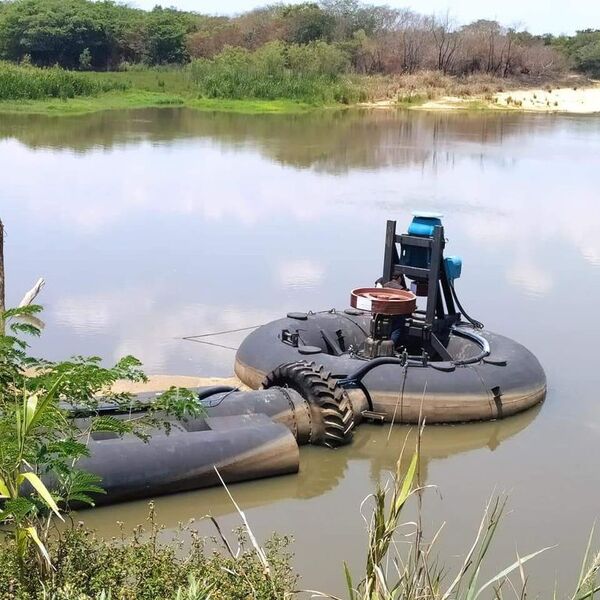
[[0, 0, 598, 77]]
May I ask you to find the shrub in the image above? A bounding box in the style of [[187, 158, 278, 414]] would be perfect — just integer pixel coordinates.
[[0, 506, 297, 599], [0, 62, 123, 100], [188, 41, 361, 104]]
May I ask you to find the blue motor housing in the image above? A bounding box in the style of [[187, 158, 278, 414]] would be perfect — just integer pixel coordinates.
[[407, 214, 442, 237], [401, 213, 443, 276], [444, 256, 462, 282]]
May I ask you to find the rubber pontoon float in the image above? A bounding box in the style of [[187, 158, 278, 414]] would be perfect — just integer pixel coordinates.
[[235, 215, 546, 425], [70, 380, 354, 506]]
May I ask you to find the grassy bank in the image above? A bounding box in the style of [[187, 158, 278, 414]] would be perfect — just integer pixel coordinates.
[[0, 89, 316, 115], [0, 46, 364, 115], [0, 60, 597, 117]]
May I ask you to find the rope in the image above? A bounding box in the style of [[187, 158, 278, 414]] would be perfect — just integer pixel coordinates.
[[184, 338, 239, 351], [182, 324, 262, 340], [387, 350, 408, 441]]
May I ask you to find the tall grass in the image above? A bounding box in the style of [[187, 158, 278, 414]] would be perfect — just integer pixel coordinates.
[[189, 41, 365, 104], [314, 437, 600, 600], [0, 62, 124, 101]]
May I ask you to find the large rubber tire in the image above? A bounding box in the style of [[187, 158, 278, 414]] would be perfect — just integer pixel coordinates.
[[261, 361, 355, 448]]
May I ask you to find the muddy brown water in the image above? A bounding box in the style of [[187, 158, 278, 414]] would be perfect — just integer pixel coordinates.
[[2, 107, 600, 596]]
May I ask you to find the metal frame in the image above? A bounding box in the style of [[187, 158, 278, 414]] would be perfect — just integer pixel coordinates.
[[382, 220, 460, 361]]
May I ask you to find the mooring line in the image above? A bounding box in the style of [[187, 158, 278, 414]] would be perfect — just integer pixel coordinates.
[[184, 338, 239, 351], [181, 324, 262, 341]]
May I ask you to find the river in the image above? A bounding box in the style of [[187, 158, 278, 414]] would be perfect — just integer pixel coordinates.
[[2, 107, 600, 596]]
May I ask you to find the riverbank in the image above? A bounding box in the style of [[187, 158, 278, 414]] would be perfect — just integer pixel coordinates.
[[415, 84, 600, 113], [111, 373, 245, 394], [2, 84, 599, 117], [0, 89, 318, 116], [0, 64, 598, 116]]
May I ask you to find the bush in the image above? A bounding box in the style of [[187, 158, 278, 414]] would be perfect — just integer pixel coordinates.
[[0, 62, 123, 100], [0, 506, 297, 599], [188, 41, 362, 104]]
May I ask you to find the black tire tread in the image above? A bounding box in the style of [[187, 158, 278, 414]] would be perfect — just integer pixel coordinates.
[[261, 360, 355, 448]]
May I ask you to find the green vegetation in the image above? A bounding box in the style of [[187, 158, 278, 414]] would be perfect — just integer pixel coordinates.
[[0, 42, 366, 114], [0, 61, 123, 100], [189, 42, 362, 103], [0, 507, 297, 599], [0, 304, 200, 571], [553, 30, 600, 77], [0, 0, 596, 115]]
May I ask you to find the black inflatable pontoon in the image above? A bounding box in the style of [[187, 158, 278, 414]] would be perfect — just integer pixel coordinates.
[[65, 214, 545, 508], [235, 215, 546, 428]]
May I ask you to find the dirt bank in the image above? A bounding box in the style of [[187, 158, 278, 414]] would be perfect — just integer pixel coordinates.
[[112, 374, 246, 394], [361, 84, 600, 114], [420, 85, 600, 114]]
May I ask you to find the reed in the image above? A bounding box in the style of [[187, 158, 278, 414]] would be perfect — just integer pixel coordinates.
[[188, 41, 365, 104], [313, 431, 600, 600], [0, 62, 124, 100]]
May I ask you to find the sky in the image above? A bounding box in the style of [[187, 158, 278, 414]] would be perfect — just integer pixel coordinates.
[[128, 0, 599, 35]]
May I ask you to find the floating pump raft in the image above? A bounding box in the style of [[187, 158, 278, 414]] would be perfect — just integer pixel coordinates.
[[235, 214, 546, 426], [74, 214, 546, 507]]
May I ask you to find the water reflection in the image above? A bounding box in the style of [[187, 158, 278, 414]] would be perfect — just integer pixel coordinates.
[[2, 107, 600, 596], [80, 408, 539, 534]]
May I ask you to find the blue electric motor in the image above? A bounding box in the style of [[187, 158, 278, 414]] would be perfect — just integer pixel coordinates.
[[401, 212, 462, 283]]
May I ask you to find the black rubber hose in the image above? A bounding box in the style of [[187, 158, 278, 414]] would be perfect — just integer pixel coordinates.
[[336, 356, 420, 388], [449, 281, 484, 329]]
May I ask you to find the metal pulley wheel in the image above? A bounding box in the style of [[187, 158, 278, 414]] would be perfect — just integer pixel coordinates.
[[350, 287, 417, 315]]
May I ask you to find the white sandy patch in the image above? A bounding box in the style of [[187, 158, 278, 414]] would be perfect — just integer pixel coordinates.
[[418, 96, 475, 111], [361, 85, 600, 114], [495, 86, 600, 113]]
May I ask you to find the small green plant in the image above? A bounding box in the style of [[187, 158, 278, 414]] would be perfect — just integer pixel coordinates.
[[79, 48, 92, 71], [0, 504, 297, 599], [317, 434, 600, 600], [0, 305, 201, 572]]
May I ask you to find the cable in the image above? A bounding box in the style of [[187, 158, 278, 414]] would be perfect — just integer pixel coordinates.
[[199, 387, 239, 408], [449, 281, 484, 329], [184, 338, 239, 351], [182, 324, 261, 340]]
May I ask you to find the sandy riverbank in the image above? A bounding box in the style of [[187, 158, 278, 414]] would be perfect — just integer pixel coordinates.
[[363, 85, 600, 114], [112, 374, 246, 394], [421, 85, 600, 114]]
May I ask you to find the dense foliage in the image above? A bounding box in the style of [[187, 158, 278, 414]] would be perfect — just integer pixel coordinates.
[[553, 30, 600, 76], [0, 305, 200, 573], [189, 41, 361, 103], [0, 511, 297, 599], [0, 0, 592, 79], [0, 61, 122, 99]]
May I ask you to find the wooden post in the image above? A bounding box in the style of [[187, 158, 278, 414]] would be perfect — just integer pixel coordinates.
[[0, 219, 4, 334]]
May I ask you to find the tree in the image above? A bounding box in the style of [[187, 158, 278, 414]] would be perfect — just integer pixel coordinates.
[[429, 12, 460, 74], [281, 3, 335, 44], [145, 7, 191, 65], [0, 0, 112, 68]]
